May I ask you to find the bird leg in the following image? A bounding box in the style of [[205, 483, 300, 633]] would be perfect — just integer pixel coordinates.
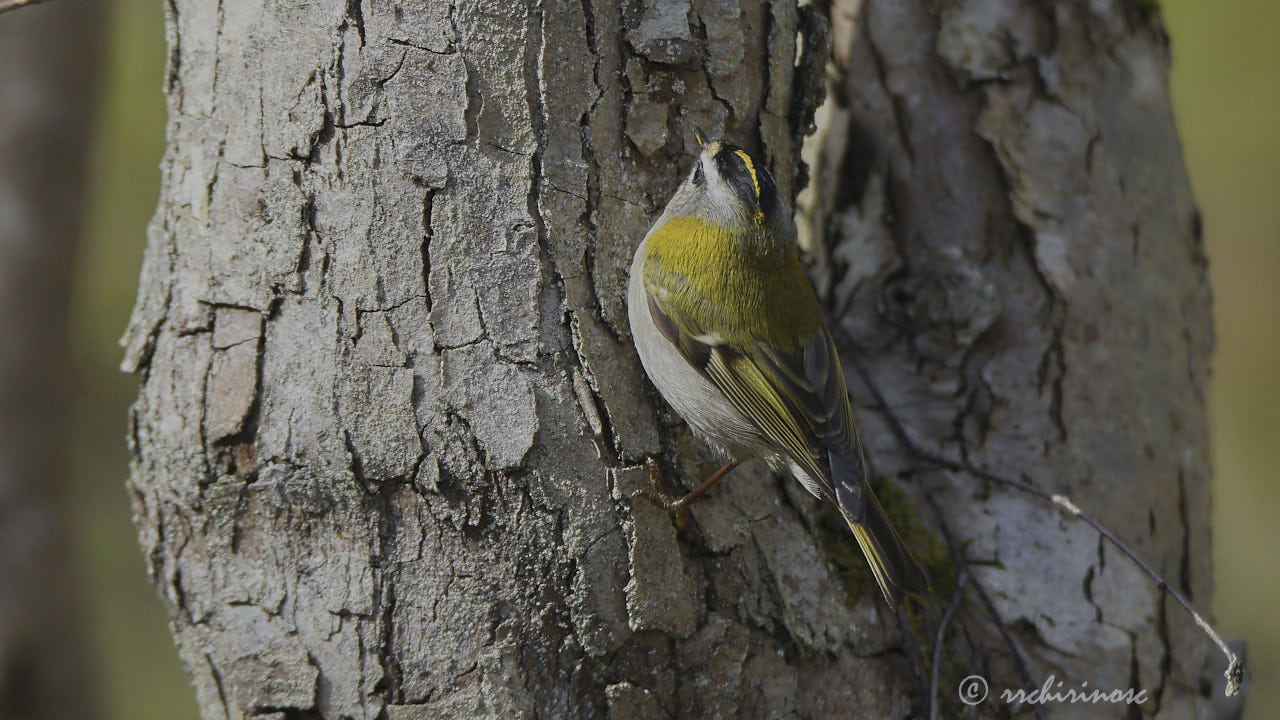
[[646, 457, 739, 513]]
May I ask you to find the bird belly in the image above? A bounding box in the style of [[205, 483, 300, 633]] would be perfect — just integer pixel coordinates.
[[627, 245, 764, 459]]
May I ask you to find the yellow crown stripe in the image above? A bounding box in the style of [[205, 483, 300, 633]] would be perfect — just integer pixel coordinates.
[[734, 150, 761, 199]]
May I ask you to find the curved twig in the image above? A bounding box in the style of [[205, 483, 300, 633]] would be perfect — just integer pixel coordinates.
[[929, 573, 968, 720], [917, 483, 1048, 720], [0, 0, 53, 15], [850, 357, 1244, 697]]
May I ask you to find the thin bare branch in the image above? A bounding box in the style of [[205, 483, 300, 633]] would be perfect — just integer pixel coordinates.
[[849, 357, 1244, 697], [929, 573, 968, 720], [0, 0, 53, 16], [917, 482, 1049, 720]]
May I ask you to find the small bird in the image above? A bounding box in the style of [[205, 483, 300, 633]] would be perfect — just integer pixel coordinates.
[[627, 132, 925, 609]]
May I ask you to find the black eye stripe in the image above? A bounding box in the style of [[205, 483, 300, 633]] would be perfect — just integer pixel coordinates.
[[713, 151, 759, 204], [713, 152, 735, 181]]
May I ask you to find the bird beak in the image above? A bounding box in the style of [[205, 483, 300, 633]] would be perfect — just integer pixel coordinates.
[[693, 126, 706, 148]]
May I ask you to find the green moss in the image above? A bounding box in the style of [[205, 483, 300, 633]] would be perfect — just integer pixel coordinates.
[[816, 480, 1003, 715], [814, 502, 873, 601], [814, 475, 955, 609], [814, 475, 973, 712]]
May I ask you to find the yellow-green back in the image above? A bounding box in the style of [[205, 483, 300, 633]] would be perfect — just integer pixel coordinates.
[[642, 216, 822, 351]]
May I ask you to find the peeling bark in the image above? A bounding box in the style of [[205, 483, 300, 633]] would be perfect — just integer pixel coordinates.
[[0, 1, 102, 717], [801, 0, 1217, 717]]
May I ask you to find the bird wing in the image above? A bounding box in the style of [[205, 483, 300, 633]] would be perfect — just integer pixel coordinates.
[[644, 284, 862, 514], [645, 280, 923, 607]]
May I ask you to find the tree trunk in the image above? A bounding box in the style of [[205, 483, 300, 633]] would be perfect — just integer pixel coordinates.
[[0, 1, 102, 717], [123, 0, 1218, 718], [800, 0, 1218, 717]]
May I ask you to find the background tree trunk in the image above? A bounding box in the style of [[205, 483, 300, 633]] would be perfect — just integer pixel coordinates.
[[800, 0, 1219, 716], [123, 0, 1219, 718], [0, 1, 103, 717]]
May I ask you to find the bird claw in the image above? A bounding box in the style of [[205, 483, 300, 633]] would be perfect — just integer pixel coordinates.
[[645, 458, 678, 508], [639, 457, 692, 526]]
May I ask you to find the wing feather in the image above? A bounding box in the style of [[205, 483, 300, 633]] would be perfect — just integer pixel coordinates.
[[643, 275, 925, 607], [645, 283, 852, 495]]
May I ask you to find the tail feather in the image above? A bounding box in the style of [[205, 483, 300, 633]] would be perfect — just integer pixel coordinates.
[[830, 449, 927, 610], [844, 489, 928, 610]]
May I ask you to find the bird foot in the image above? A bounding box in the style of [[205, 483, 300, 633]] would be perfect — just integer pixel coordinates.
[[641, 457, 688, 516], [638, 457, 739, 518]]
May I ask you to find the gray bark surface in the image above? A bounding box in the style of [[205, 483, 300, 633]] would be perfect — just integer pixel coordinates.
[[123, 0, 1217, 718], [0, 0, 102, 717], [801, 1, 1216, 717]]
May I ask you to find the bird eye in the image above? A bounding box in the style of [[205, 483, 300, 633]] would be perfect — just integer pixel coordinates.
[[692, 163, 704, 186]]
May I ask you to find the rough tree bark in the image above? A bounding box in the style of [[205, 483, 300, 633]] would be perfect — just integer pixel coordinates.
[[0, 1, 102, 718], [122, 0, 1218, 718], [799, 1, 1219, 717]]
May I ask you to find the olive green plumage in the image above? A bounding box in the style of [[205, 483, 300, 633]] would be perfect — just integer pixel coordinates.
[[627, 137, 926, 610]]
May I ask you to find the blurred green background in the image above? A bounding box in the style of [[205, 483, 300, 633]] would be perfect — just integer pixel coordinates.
[[67, 1, 1276, 718]]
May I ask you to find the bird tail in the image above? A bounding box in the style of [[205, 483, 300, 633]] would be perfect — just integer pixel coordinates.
[[844, 491, 927, 611], [830, 452, 927, 610]]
